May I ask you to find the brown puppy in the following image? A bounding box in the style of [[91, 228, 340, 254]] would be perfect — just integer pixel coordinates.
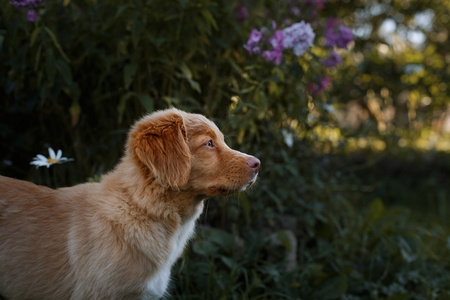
[[0, 108, 260, 300]]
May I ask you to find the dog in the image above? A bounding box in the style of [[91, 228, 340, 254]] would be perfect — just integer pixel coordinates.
[[0, 108, 260, 299]]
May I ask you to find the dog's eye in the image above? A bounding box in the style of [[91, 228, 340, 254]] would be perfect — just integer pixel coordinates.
[[206, 140, 214, 148]]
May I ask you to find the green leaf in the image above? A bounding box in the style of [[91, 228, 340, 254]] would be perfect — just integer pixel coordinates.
[[43, 27, 70, 62], [206, 228, 235, 250], [137, 94, 154, 112], [45, 50, 56, 84], [398, 236, 417, 263], [276, 230, 292, 252], [149, 36, 165, 48], [124, 62, 138, 90], [114, 5, 129, 18], [238, 192, 251, 224], [291, 61, 303, 79], [69, 101, 81, 126], [179, 62, 193, 79], [200, 8, 218, 31], [192, 240, 218, 256], [177, 62, 201, 93], [56, 59, 73, 85], [30, 27, 41, 47], [69, 83, 81, 101], [220, 256, 237, 270], [131, 19, 143, 47], [163, 96, 180, 106], [239, 86, 255, 94], [227, 57, 243, 74], [366, 198, 385, 222], [312, 275, 348, 300], [118, 91, 136, 123], [188, 78, 201, 93], [117, 40, 128, 55], [102, 5, 129, 31], [34, 45, 42, 72], [263, 187, 284, 213]]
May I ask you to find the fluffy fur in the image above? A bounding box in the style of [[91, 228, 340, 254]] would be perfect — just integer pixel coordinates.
[[0, 108, 260, 300]]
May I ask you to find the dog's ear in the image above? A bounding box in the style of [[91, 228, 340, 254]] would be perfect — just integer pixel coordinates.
[[131, 111, 191, 188]]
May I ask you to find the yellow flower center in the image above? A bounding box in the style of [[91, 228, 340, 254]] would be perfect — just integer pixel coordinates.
[[47, 158, 59, 163]]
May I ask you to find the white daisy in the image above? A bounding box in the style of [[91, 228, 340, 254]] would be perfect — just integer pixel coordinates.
[[30, 147, 74, 168]]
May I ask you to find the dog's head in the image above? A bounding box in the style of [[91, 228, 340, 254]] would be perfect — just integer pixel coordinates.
[[128, 108, 260, 196]]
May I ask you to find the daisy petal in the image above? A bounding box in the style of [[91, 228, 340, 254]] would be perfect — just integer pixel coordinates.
[[36, 154, 48, 161], [56, 149, 62, 160], [30, 161, 48, 168], [61, 158, 74, 164], [48, 147, 56, 159]]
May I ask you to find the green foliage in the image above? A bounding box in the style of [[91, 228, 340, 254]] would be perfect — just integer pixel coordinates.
[[170, 163, 450, 299], [1, 0, 450, 299]]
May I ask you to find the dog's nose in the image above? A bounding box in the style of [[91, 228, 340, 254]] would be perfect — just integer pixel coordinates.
[[247, 156, 260, 173]]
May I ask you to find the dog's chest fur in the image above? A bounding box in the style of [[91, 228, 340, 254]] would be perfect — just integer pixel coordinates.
[[143, 201, 204, 299]]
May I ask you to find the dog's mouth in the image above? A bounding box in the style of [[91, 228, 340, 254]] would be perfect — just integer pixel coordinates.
[[208, 186, 233, 195], [208, 175, 258, 196]]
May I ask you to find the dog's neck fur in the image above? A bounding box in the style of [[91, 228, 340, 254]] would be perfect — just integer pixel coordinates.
[[102, 154, 203, 225]]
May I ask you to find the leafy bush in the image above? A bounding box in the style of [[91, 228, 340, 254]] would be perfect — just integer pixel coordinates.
[[1, 0, 449, 299]]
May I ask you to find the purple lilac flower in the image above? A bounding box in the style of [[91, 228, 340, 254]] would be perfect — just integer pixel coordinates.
[[235, 3, 249, 21], [10, 0, 44, 9], [26, 8, 37, 22], [325, 18, 354, 48], [10, 0, 44, 22], [291, 7, 300, 16], [244, 44, 261, 55], [306, 0, 328, 9], [262, 50, 283, 65], [269, 30, 284, 52], [271, 20, 277, 30], [335, 25, 353, 47], [244, 21, 314, 65], [244, 29, 263, 55], [307, 76, 331, 95], [249, 29, 262, 43], [282, 21, 315, 56], [321, 50, 342, 68], [262, 30, 284, 65]]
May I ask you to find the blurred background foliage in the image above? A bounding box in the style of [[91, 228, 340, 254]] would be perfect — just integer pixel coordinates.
[[1, 0, 450, 298]]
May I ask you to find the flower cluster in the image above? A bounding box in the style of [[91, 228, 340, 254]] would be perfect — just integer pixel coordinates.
[[262, 29, 284, 65], [244, 29, 263, 55], [242, 3, 354, 95], [325, 18, 354, 49], [307, 76, 331, 95], [10, 0, 44, 22], [306, 0, 328, 9], [10, 0, 44, 9], [235, 3, 249, 21], [321, 50, 342, 68], [244, 21, 315, 65], [283, 21, 315, 56], [319, 18, 353, 70]]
